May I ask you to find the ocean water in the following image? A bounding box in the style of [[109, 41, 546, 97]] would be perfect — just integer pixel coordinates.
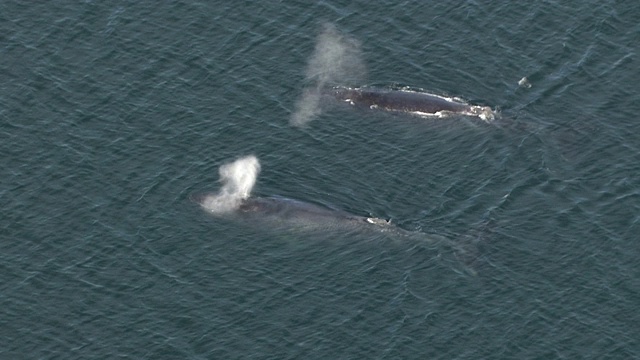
[[2, 1, 639, 358]]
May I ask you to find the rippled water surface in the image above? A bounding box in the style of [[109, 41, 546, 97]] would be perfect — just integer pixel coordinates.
[[2, 1, 639, 358]]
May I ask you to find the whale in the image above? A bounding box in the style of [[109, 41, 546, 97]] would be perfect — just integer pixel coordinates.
[[237, 195, 393, 229], [193, 193, 402, 234], [193, 154, 485, 275], [191, 192, 441, 244], [194, 193, 487, 274], [327, 86, 495, 122]]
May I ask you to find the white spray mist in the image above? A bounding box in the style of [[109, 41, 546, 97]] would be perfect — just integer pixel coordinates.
[[291, 23, 367, 127], [200, 155, 261, 214]]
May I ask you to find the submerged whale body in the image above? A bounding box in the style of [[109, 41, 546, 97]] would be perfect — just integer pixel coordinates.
[[328, 86, 494, 121], [194, 193, 423, 239], [238, 196, 390, 229], [220, 196, 398, 234]]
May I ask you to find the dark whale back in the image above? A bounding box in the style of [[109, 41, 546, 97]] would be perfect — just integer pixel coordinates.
[[236, 196, 399, 235], [330, 86, 471, 114], [239, 196, 360, 221]]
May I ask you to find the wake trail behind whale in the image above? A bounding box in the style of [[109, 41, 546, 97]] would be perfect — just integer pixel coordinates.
[[291, 23, 367, 127], [200, 155, 261, 214]]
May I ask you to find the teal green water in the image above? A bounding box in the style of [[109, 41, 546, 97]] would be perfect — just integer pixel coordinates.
[[2, 1, 639, 358]]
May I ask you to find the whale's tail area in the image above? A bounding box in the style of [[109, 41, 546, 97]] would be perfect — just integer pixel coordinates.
[[450, 218, 495, 276]]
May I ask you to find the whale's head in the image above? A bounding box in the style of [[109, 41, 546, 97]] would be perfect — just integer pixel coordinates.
[[468, 106, 496, 122]]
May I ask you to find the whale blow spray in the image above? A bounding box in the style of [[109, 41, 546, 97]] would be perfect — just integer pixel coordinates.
[[199, 155, 261, 214], [291, 23, 367, 127]]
